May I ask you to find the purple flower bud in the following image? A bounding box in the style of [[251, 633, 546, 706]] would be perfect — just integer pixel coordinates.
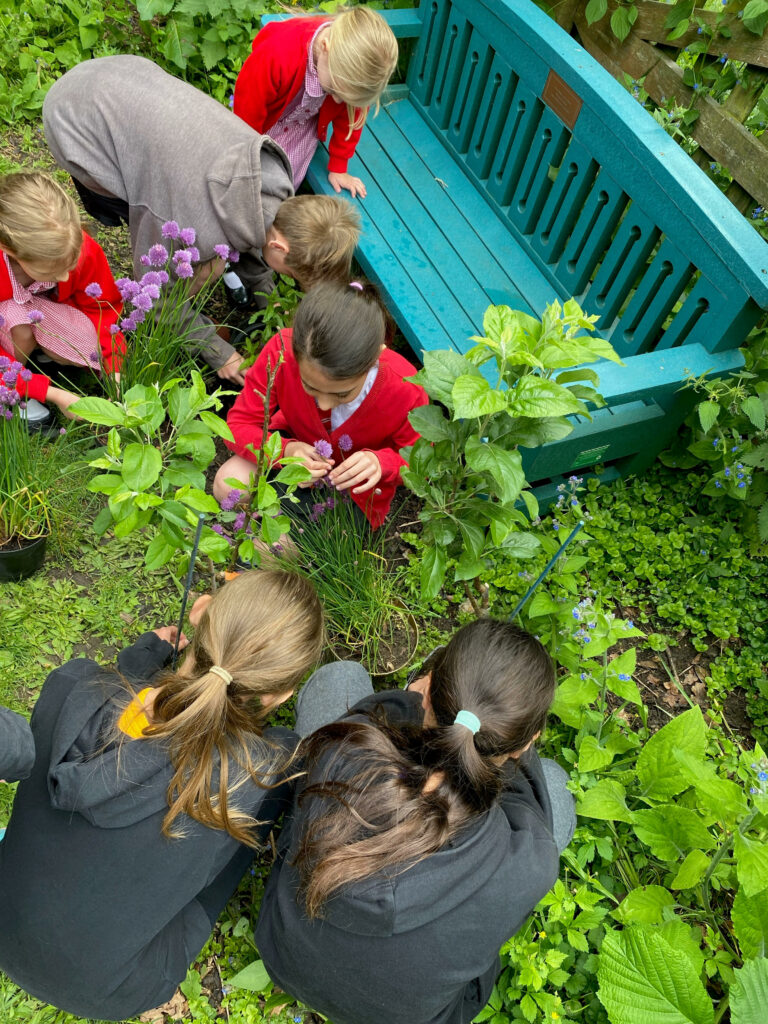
[[187, 246, 200, 263], [109, 323, 121, 335], [147, 244, 169, 267], [28, 309, 44, 324], [174, 261, 193, 279], [220, 488, 244, 511], [158, 270, 170, 285], [161, 221, 180, 239], [140, 271, 163, 288], [133, 292, 153, 311], [84, 282, 102, 298], [89, 351, 101, 364], [140, 254, 151, 266], [229, 250, 240, 264], [179, 227, 196, 245], [120, 317, 137, 332], [214, 244, 230, 260], [19, 368, 32, 382], [59, 427, 67, 435], [233, 512, 246, 531], [314, 439, 333, 459], [0, 355, 9, 371], [338, 433, 353, 452], [211, 522, 225, 535]]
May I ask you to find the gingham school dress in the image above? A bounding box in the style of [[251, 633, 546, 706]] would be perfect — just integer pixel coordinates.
[[0, 253, 99, 368]]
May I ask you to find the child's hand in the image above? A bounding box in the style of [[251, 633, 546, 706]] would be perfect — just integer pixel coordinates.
[[153, 625, 189, 649], [217, 351, 246, 387], [330, 450, 381, 494], [47, 386, 81, 420], [284, 441, 334, 486], [327, 171, 367, 199]]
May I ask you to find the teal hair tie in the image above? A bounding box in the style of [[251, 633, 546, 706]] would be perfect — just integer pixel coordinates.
[[454, 709, 481, 735]]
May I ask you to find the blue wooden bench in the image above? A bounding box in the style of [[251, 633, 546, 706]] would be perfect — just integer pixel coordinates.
[[267, 0, 768, 490]]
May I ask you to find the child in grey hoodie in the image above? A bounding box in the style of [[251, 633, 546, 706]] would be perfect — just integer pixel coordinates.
[[43, 55, 359, 386]]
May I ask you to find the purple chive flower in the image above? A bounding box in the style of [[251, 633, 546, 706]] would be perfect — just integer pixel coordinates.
[[59, 427, 67, 436], [233, 511, 246, 531], [28, 309, 43, 324], [147, 243, 169, 266], [19, 367, 32, 382], [173, 249, 193, 264], [131, 308, 147, 325], [133, 292, 154, 311], [120, 316, 137, 332], [211, 522, 225, 535], [228, 250, 240, 264], [116, 277, 140, 300], [139, 254, 151, 266], [214, 244, 230, 260], [312, 502, 326, 518], [109, 323, 121, 335], [158, 270, 170, 285], [314, 439, 333, 459], [140, 271, 163, 288], [0, 355, 9, 371], [161, 221, 180, 239], [89, 351, 101, 364], [84, 282, 102, 299], [220, 488, 244, 511], [179, 227, 196, 245], [142, 283, 161, 300], [187, 246, 200, 263], [174, 261, 194, 279], [0, 313, 4, 328], [338, 433, 353, 452]]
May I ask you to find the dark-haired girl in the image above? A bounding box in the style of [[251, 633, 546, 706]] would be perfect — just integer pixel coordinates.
[[255, 619, 575, 1024], [213, 280, 428, 528], [0, 571, 324, 1021]]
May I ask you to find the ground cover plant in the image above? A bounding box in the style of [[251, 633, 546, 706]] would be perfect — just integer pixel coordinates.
[[2, 4, 768, 1024]]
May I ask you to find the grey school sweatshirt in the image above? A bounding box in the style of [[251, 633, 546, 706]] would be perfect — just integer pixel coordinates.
[[43, 55, 294, 368], [0, 706, 34, 782], [255, 690, 560, 1024], [0, 633, 297, 1020]]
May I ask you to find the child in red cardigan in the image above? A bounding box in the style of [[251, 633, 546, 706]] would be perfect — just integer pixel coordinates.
[[234, 8, 398, 198], [214, 281, 428, 530], [0, 171, 125, 419]]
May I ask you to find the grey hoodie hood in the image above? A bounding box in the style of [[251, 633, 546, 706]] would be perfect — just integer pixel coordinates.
[[47, 673, 172, 829]]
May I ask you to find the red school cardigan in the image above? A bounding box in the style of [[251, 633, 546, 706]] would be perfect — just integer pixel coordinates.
[[233, 17, 364, 175], [225, 330, 428, 529], [0, 231, 125, 401]]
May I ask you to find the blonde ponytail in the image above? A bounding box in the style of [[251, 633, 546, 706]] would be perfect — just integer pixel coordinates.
[[0, 171, 82, 272], [325, 6, 399, 134]]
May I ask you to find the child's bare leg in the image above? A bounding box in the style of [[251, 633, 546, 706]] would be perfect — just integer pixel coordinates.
[[9, 324, 36, 362], [213, 456, 256, 503]]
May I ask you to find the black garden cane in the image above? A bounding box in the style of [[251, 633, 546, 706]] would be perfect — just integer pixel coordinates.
[[172, 513, 206, 669], [407, 520, 585, 684]]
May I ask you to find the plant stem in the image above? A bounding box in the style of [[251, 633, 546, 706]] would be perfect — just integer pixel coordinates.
[[462, 580, 482, 616]]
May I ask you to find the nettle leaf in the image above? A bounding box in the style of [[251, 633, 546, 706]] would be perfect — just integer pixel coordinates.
[[742, 394, 767, 431], [658, 919, 705, 978], [408, 403, 454, 442], [673, 750, 745, 822], [729, 959, 768, 1024], [613, 886, 676, 926], [464, 438, 525, 504], [636, 706, 706, 800], [121, 444, 162, 492], [597, 926, 714, 1024], [670, 849, 710, 890], [411, 350, 475, 408], [577, 779, 634, 824], [697, 401, 720, 434], [507, 375, 585, 418], [452, 375, 507, 418], [732, 887, 768, 958], [631, 806, 715, 862], [734, 831, 768, 897]]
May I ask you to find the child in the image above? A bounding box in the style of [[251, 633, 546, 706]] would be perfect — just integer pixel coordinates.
[[0, 570, 324, 1021], [255, 619, 575, 1024], [234, 6, 399, 197], [214, 281, 428, 529], [43, 56, 361, 386], [0, 172, 125, 420]]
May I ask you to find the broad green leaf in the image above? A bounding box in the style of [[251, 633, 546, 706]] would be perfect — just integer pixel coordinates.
[[122, 444, 162, 492], [507, 375, 585, 418], [408, 404, 454, 442], [585, 0, 608, 25], [198, 410, 234, 441], [176, 431, 216, 467], [578, 735, 615, 773], [635, 706, 707, 800], [597, 926, 713, 1024], [411, 350, 475, 408], [425, 517, 457, 546], [631, 806, 715, 861], [658, 919, 705, 978], [610, 5, 633, 42], [735, 831, 768, 897], [670, 849, 710, 890], [464, 438, 525, 504], [198, 530, 232, 563], [503, 415, 574, 447], [673, 750, 745, 823], [275, 463, 312, 486], [452, 375, 507, 418], [228, 958, 272, 992], [458, 518, 485, 561], [742, 395, 766, 431], [499, 530, 541, 558], [163, 463, 206, 490], [729, 959, 768, 1024], [145, 533, 178, 571], [551, 674, 600, 729], [577, 780, 634, 824], [86, 473, 125, 495], [70, 396, 126, 426], [528, 591, 560, 617], [136, 0, 174, 18], [743, 0, 768, 37], [697, 402, 720, 434], [557, 367, 600, 387], [732, 887, 768, 958], [454, 547, 486, 582], [175, 486, 220, 514], [420, 544, 447, 600], [613, 886, 675, 926]]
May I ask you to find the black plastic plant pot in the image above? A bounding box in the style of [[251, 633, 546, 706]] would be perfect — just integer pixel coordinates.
[[0, 534, 48, 583]]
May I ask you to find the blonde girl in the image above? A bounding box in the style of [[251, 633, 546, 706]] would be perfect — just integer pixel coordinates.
[[0, 570, 323, 1022], [234, 5, 398, 197], [0, 171, 125, 421]]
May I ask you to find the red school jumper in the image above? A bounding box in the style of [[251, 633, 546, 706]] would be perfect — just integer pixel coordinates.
[[0, 231, 125, 402], [225, 330, 428, 529], [233, 17, 363, 175]]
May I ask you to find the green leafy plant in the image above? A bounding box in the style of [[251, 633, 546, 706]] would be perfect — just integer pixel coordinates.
[[401, 299, 622, 602]]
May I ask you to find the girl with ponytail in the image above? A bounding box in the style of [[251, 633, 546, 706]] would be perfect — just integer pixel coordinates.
[[255, 619, 576, 1024], [0, 570, 324, 1022]]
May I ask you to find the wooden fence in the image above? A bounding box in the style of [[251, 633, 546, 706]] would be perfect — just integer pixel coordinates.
[[551, 0, 768, 216]]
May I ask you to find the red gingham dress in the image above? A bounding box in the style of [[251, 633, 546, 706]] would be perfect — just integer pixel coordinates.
[[0, 254, 99, 367]]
